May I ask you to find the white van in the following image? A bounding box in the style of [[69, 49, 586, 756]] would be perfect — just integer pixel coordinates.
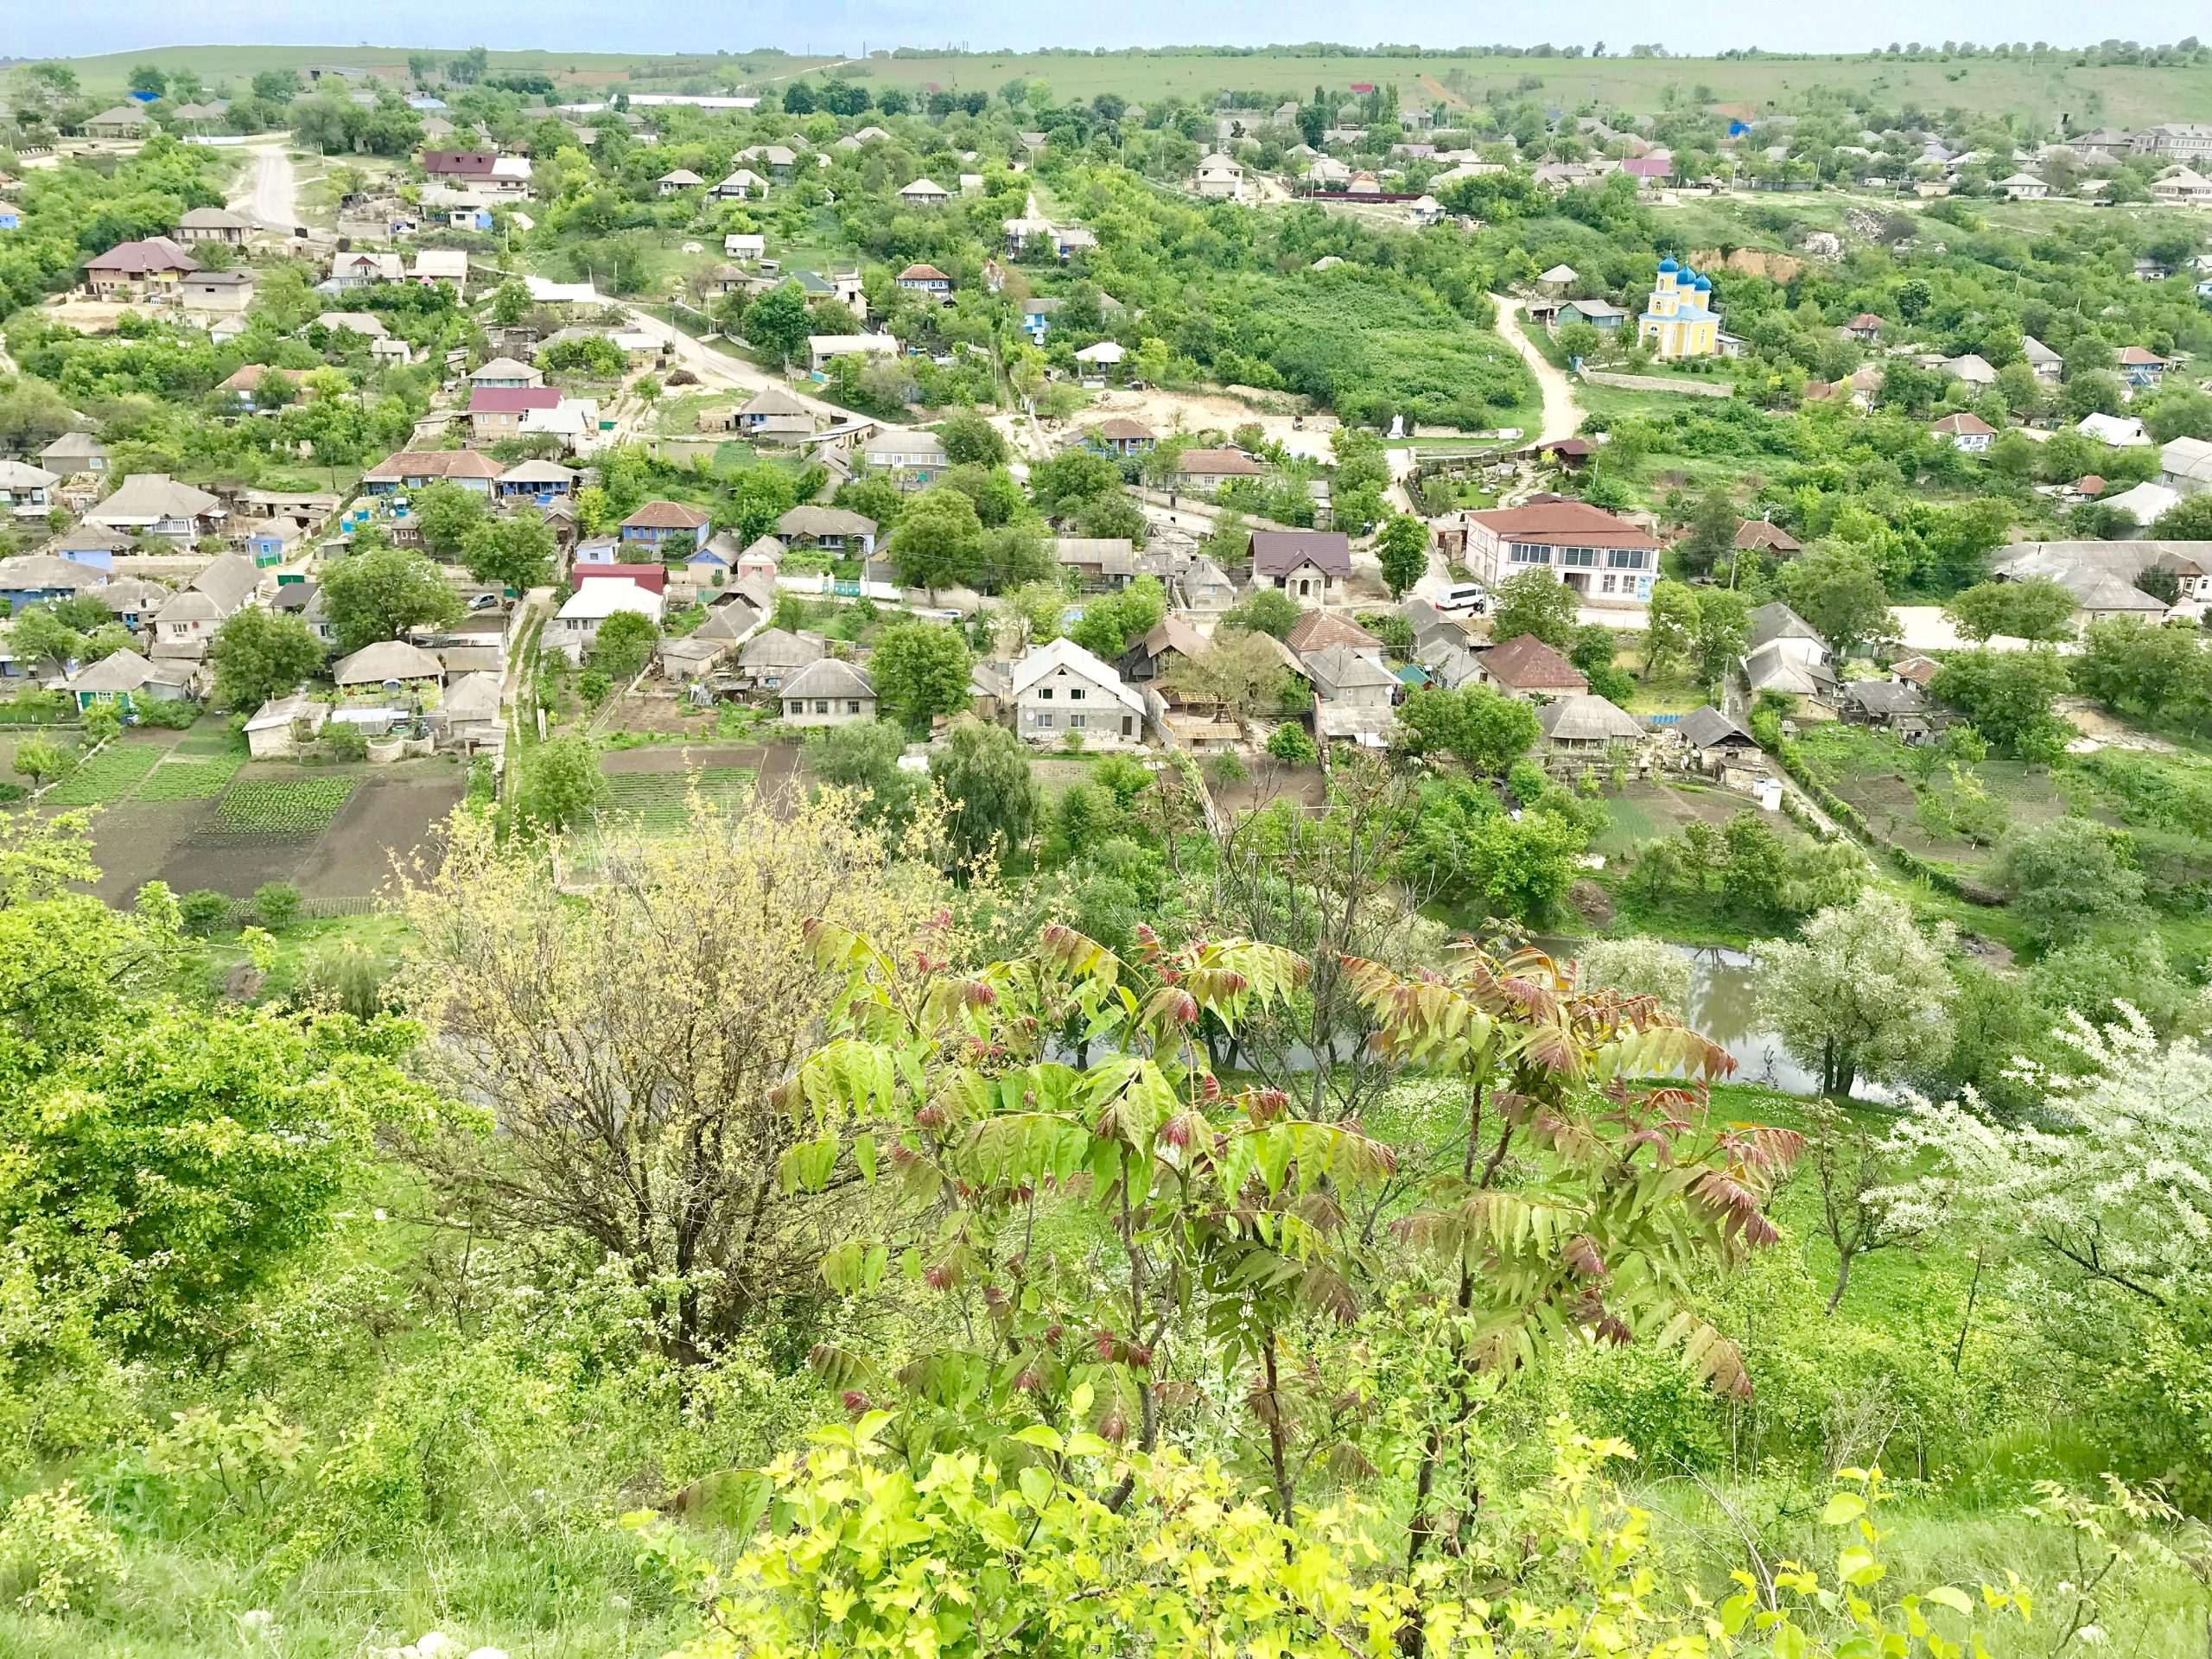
[[1436, 583, 1488, 617]]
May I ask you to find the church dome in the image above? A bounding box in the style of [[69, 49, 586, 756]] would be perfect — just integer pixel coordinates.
[[1656, 257, 1679, 274], [1693, 274, 1713, 290]]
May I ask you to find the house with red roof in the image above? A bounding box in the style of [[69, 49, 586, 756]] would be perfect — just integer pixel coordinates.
[[83, 236, 199, 301], [1469, 634, 1589, 699], [468, 385, 563, 441], [1456, 500, 1661, 606], [363, 448, 505, 495]]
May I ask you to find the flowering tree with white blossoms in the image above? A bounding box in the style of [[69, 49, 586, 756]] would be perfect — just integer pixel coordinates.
[[1878, 1005, 2212, 1305]]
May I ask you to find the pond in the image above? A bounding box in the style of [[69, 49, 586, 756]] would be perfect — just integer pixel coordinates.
[[1540, 938, 1894, 1103]]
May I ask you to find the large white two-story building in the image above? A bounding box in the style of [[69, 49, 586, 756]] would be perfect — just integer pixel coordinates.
[[1451, 501, 1662, 607]]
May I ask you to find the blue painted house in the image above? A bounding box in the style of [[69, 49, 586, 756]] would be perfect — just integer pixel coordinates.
[[1020, 296, 1062, 343], [0, 202, 19, 232], [620, 501, 711, 548], [0, 553, 105, 613]]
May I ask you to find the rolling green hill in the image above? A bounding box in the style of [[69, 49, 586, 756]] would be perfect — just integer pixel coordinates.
[[41, 43, 2212, 126]]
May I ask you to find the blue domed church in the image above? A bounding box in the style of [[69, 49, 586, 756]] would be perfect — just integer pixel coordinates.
[[1637, 258, 1720, 358]]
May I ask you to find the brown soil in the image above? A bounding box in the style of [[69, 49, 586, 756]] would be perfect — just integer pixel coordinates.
[[290, 772, 467, 898]]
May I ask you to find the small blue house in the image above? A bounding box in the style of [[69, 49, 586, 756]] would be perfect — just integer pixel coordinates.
[[0, 202, 19, 232], [1021, 296, 1062, 343]]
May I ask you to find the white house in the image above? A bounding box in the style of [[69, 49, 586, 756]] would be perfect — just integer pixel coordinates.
[[778, 658, 877, 727], [553, 577, 664, 663], [1010, 636, 1146, 747]]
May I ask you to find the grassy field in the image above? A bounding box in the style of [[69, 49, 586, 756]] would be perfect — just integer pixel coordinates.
[[596, 763, 757, 831], [44, 45, 2212, 126], [210, 775, 359, 838]]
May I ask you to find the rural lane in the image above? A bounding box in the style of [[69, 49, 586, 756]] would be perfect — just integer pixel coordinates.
[[1491, 295, 1586, 445], [229, 140, 302, 231]]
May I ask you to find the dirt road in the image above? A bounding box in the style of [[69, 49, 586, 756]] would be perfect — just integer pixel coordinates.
[[230, 140, 302, 231], [618, 307, 910, 432], [1491, 295, 1585, 445]]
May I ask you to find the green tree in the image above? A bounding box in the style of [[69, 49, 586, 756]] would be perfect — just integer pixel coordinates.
[[2072, 617, 2212, 723], [932, 715, 1037, 870], [1266, 723, 1318, 766], [2150, 493, 2212, 541], [319, 545, 464, 654], [887, 487, 985, 592], [463, 511, 556, 594], [1676, 489, 1739, 580], [515, 734, 607, 836], [1997, 818, 2148, 948], [1390, 683, 1541, 774], [804, 719, 923, 829], [412, 480, 492, 559], [208, 607, 326, 711], [591, 610, 660, 679], [742, 283, 812, 365], [1756, 891, 1954, 1096], [1376, 512, 1428, 598], [488, 279, 532, 328], [7, 604, 85, 670], [12, 734, 73, 791], [1776, 543, 1897, 654], [1027, 448, 1122, 518], [870, 620, 973, 729], [938, 409, 1007, 467], [1066, 576, 1166, 661], [1942, 577, 2077, 643], [1489, 569, 1580, 649], [127, 65, 168, 99], [1643, 579, 1700, 680], [1928, 647, 2072, 759], [1219, 587, 1302, 640]]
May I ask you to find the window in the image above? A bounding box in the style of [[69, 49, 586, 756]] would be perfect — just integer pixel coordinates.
[[845, 700, 861, 714], [1601, 574, 1618, 594], [1069, 714, 1087, 730], [1033, 710, 1052, 728], [1068, 687, 1084, 701], [1606, 549, 1645, 569], [1558, 546, 1599, 568], [1510, 543, 1550, 564], [815, 700, 830, 714], [1036, 687, 1052, 700], [785, 701, 800, 715]]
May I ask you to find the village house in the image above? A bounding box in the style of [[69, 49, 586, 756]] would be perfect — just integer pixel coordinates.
[[1468, 633, 1588, 700], [553, 578, 664, 663], [362, 449, 504, 495], [1012, 636, 1146, 747], [2159, 435, 2212, 495], [0, 461, 59, 518], [1844, 312, 1884, 342], [1993, 540, 2210, 621], [0, 553, 108, 612], [861, 429, 949, 488], [1455, 500, 1661, 607], [1120, 615, 1211, 684], [1672, 705, 1766, 781], [1306, 644, 1399, 745], [775, 505, 876, 556], [178, 269, 255, 313], [620, 500, 711, 550], [1931, 411, 1996, 453], [733, 386, 817, 439], [88, 474, 225, 539], [1537, 694, 1645, 755], [1734, 518, 1802, 559], [152, 553, 260, 653], [1249, 531, 1351, 607], [85, 105, 153, 139], [330, 250, 404, 289], [1174, 447, 1265, 489], [1839, 678, 1935, 742], [656, 168, 705, 194], [779, 658, 878, 727], [897, 177, 953, 207], [66, 648, 197, 715], [736, 627, 827, 692], [714, 168, 770, 200], [410, 251, 470, 295], [496, 459, 578, 505], [470, 355, 543, 390], [808, 333, 901, 375], [39, 432, 109, 477], [175, 207, 254, 245], [1194, 153, 1251, 201], [244, 691, 330, 760], [1741, 602, 1839, 699], [2118, 346, 2167, 388], [83, 236, 199, 301], [467, 385, 563, 442], [896, 263, 953, 300], [334, 639, 446, 705], [1079, 417, 1157, 457]]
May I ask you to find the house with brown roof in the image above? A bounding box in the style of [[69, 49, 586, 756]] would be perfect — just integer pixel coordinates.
[[1284, 609, 1382, 659], [1843, 312, 1883, 341], [85, 105, 153, 139], [363, 449, 503, 494], [1121, 615, 1211, 683], [1176, 448, 1265, 486], [1249, 531, 1351, 606], [620, 500, 712, 550], [1079, 417, 1156, 457], [896, 263, 953, 300], [175, 207, 254, 245], [1456, 500, 1660, 607], [1469, 633, 1589, 699], [83, 236, 199, 301], [1930, 411, 1995, 453], [1734, 518, 1802, 557]]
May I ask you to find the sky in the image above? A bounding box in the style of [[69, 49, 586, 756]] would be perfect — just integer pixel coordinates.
[[3, 0, 2207, 61]]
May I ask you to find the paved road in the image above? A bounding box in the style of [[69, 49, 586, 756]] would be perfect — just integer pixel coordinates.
[[229, 140, 302, 231], [1491, 295, 1586, 445]]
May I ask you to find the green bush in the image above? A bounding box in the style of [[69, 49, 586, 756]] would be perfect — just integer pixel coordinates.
[[319, 722, 369, 762], [178, 889, 233, 938], [252, 882, 303, 932], [134, 699, 200, 730]]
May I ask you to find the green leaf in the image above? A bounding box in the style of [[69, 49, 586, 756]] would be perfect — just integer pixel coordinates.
[[853, 1134, 878, 1183], [1009, 1424, 1064, 1452], [1820, 1492, 1867, 1527], [1924, 1586, 1973, 1617], [1016, 1465, 1053, 1510]]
